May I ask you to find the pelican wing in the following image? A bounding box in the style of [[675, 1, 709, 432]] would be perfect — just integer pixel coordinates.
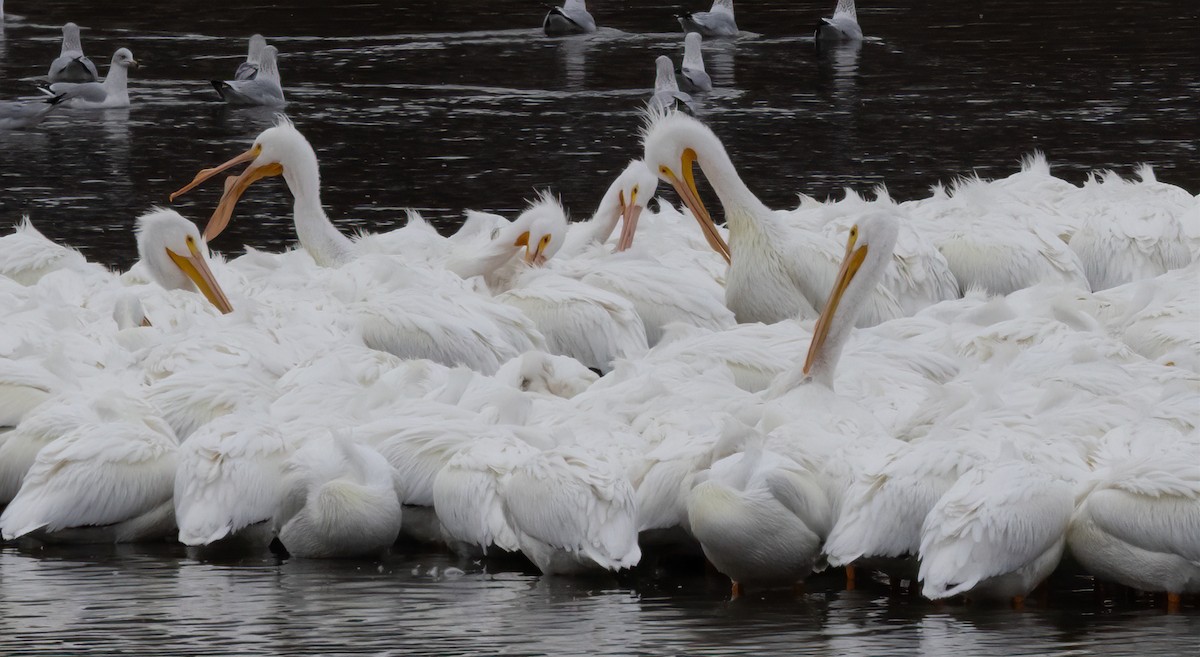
[[0, 419, 177, 539]]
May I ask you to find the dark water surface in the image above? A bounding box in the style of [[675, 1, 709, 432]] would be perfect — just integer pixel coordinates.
[[0, 1, 1197, 270], [1, 3, 1199, 654], [2, 542, 1198, 656]]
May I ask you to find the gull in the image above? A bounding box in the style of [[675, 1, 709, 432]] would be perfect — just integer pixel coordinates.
[[0, 95, 65, 130], [44, 48, 138, 109], [816, 0, 863, 43], [211, 45, 285, 106], [649, 56, 693, 114], [543, 0, 597, 36], [678, 0, 738, 38], [47, 22, 98, 83], [235, 34, 267, 80], [679, 32, 712, 92]]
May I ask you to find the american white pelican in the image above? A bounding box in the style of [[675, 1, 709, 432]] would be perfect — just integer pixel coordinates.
[[642, 110, 958, 326], [47, 22, 98, 83], [0, 393, 178, 544], [0, 95, 65, 130], [274, 432, 402, 558], [45, 48, 138, 109], [687, 440, 832, 596], [0, 218, 99, 285], [918, 448, 1075, 604], [815, 0, 863, 43], [1065, 167, 1193, 291], [1068, 425, 1200, 611], [678, 0, 738, 38], [501, 444, 640, 574], [235, 34, 267, 80], [649, 56, 693, 114], [211, 45, 285, 107], [679, 32, 712, 93], [135, 209, 234, 314], [492, 350, 598, 399], [174, 414, 292, 550], [543, 0, 596, 36], [558, 160, 658, 257]]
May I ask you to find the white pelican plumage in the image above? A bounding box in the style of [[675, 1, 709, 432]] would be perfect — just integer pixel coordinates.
[[45, 48, 138, 109], [275, 432, 402, 558], [678, 0, 738, 38], [234, 34, 267, 80], [47, 22, 98, 83], [918, 447, 1075, 604], [211, 45, 285, 107], [1068, 424, 1200, 611], [642, 110, 958, 326], [0, 393, 178, 544], [135, 208, 234, 314], [687, 212, 901, 594], [502, 444, 641, 574], [815, 0, 863, 43]]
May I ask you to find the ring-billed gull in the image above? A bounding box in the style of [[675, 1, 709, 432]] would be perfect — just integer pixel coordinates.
[[0, 94, 65, 130], [679, 32, 712, 92], [43, 48, 138, 108], [234, 34, 267, 81], [816, 0, 863, 43], [677, 0, 737, 38], [649, 56, 693, 114], [543, 0, 596, 36], [47, 22, 98, 83], [211, 45, 285, 106]]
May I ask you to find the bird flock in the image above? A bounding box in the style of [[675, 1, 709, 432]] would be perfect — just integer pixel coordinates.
[[1, 0, 1198, 615]]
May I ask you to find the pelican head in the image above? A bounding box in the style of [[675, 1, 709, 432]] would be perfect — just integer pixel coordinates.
[[111, 47, 139, 70], [641, 109, 731, 262], [511, 191, 568, 265], [802, 211, 898, 387], [170, 118, 312, 241], [135, 208, 233, 313], [607, 160, 659, 251]]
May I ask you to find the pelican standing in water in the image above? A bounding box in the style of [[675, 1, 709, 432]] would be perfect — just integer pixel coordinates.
[[678, 0, 738, 38], [642, 109, 958, 326], [47, 22, 98, 83], [686, 212, 900, 596]]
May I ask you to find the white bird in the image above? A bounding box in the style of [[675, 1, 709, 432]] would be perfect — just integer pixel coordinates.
[[543, 0, 597, 36], [649, 55, 693, 114], [679, 32, 712, 93], [0, 393, 178, 544], [678, 0, 738, 38], [274, 432, 402, 558], [642, 109, 958, 326], [501, 444, 641, 574], [211, 44, 285, 106], [816, 0, 863, 43], [135, 208, 234, 314], [918, 447, 1075, 605], [234, 34, 267, 80], [45, 47, 138, 109], [0, 94, 64, 130], [47, 22, 98, 83], [1067, 426, 1200, 611]]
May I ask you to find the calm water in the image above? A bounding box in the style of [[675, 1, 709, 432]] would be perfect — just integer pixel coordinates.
[[0, 1, 1197, 270], [1, 2, 1199, 654]]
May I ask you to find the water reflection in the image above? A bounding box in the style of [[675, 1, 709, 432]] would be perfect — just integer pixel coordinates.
[[558, 35, 591, 90]]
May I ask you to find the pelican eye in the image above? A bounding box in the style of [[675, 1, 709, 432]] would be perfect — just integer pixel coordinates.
[[539, 234, 551, 248]]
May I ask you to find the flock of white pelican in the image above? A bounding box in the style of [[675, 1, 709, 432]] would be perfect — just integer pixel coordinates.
[[1, 106, 1196, 610]]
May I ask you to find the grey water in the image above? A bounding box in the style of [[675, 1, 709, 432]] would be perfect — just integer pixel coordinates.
[[1, 1, 1199, 654]]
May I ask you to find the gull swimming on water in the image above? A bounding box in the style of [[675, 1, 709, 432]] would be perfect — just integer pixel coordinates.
[[47, 22, 98, 83], [234, 34, 267, 80], [816, 0, 863, 43], [44, 48, 138, 108], [543, 0, 596, 36], [649, 55, 693, 114], [211, 45, 285, 106], [679, 32, 712, 92], [678, 0, 738, 38], [0, 95, 65, 130]]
